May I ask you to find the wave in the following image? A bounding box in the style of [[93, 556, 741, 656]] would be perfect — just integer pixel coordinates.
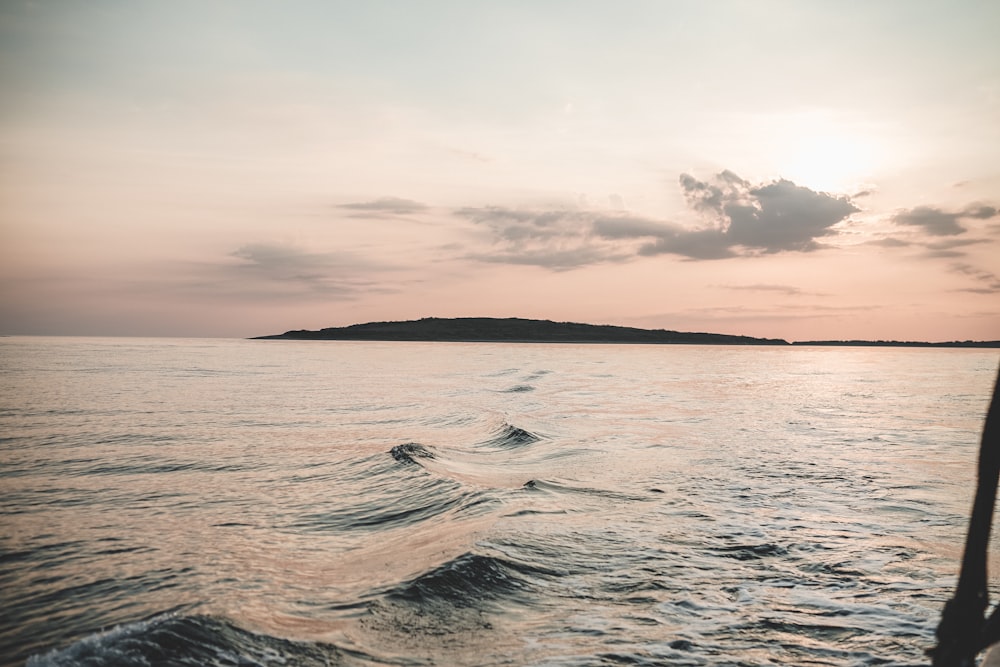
[[710, 542, 789, 561], [521, 478, 660, 503], [26, 613, 394, 667], [500, 384, 535, 393], [389, 442, 436, 464], [362, 550, 559, 644], [478, 423, 542, 449], [81, 458, 252, 476], [388, 551, 550, 607], [289, 446, 497, 533]]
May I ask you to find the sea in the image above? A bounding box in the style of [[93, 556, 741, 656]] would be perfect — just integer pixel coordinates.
[[1, 336, 998, 667]]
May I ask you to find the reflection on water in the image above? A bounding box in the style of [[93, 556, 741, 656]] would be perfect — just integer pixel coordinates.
[[1, 337, 997, 666]]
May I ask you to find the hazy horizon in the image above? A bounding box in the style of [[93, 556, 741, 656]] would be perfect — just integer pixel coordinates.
[[7, 313, 1000, 344], [2, 1, 999, 341]]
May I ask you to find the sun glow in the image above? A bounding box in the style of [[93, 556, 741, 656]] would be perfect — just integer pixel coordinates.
[[782, 132, 878, 194], [762, 111, 885, 194]]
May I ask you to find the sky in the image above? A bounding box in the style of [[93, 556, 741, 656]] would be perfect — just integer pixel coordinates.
[[1, 1, 998, 341]]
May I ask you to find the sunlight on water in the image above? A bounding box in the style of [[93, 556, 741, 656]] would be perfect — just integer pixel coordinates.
[[0, 337, 997, 666]]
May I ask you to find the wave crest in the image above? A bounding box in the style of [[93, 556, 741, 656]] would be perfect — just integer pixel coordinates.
[[26, 614, 384, 667], [480, 424, 541, 449], [389, 442, 436, 464]]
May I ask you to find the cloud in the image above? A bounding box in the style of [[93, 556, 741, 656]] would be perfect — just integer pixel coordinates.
[[678, 170, 750, 213], [881, 202, 999, 257], [598, 171, 858, 260], [454, 171, 862, 268], [469, 246, 625, 271], [456, 206, 630, 270], [720, 283, 821, 297], [458, 205, 734, 268], [925, 238, 989, 251], [950, 263, 1000, 294], [869, 237, 912, 248], [457, 206, 583, 242], [591, 215, 677, 240], [892, 203, 998, 236], [455, 174, 1000, 275], [232, 243, 347, 272], [919, 238, 991, 258], [226, 243, 375, 298], [678, 172, 860, 253], [635, 228, 734, 260], [966, 205, 998, 219], [892, 206, 967, 236], [339, 197, 429, 216]]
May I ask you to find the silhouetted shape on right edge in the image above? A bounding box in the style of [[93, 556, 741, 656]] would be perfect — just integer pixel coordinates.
[[932, 365, 1000, 666]]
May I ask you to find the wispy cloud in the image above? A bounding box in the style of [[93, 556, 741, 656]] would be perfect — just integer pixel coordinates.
[[589, 215, 672, 241], [455, 206, 631, 270], [922, 238, 991, 258], [868, 237, 913, 248], [892, 203, 999, 236], [218, 243, 380, 299], [719, 283, 825, 297], [875, 202, 999, 258], [950, 262, 1000, 294], [456, 206, 585, 243], [469, 246, 626, 271], [339, 197, 429, 217]]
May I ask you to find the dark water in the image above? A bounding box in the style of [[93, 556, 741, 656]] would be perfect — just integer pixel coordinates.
[[1, 337, 997, 666]]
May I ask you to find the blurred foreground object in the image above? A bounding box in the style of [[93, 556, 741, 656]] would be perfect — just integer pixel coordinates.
[[932, 366, 1000, 666]]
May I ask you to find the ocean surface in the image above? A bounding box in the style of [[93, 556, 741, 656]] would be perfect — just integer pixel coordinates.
[[1, 337, 998, 667]]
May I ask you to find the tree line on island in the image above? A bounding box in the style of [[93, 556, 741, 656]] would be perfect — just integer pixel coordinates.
[[252, 317, 1000, 347]]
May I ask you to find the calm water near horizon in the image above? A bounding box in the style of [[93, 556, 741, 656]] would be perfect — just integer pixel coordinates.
[[1, 337, 998, 666]]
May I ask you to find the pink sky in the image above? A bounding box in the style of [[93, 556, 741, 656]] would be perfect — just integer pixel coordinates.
[[1, 2, 998, 341]]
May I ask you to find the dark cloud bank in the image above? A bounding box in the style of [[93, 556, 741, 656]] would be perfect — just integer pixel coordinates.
[[457, 171, 861, 268]]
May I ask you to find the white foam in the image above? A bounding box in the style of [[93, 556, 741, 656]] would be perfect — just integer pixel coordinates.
[[26, 614, 174, 667]]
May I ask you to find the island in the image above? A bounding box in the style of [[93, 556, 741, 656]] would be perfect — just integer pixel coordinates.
[[253, 317, 1000, 347], [253, 317, 788, 344]]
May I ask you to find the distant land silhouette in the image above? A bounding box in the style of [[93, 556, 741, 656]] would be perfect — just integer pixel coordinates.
[[253, 317, 1000, 347]]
